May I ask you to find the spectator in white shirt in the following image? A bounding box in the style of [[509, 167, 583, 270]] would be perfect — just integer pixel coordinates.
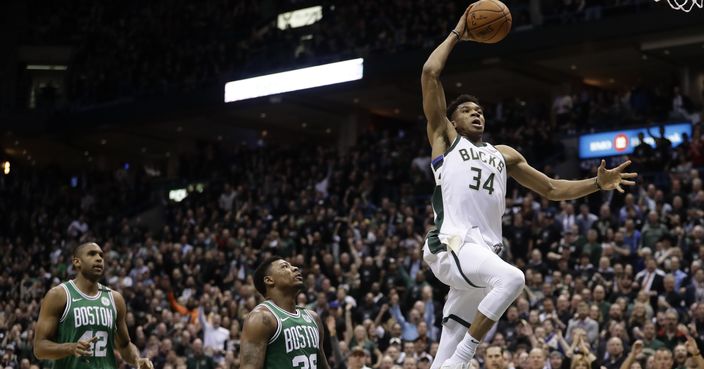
[[67, 215, 89, 238], [218, 184, 236, 212], [199, 308, 229, 356]]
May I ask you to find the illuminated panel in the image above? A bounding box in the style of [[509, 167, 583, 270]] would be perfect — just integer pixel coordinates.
[[277, 5, 323, 30], [578, 122, 691, 159], [224, 58, 363, 103]]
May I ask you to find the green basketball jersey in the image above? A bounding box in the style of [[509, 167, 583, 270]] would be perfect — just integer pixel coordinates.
[[54, 280, 117, 369], [259, 300, 320, 369]]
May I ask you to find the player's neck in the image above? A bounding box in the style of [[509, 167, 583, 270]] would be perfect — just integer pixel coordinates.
[[463, 133, 483, 145], [73, 274, 99, 296], [267, 290, 297, 314]]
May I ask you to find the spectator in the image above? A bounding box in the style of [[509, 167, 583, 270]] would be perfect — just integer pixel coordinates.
[[641, 212, 669, 250], [186, 338, 215, 369], [218, 184, 236, 212], [528, 348, 548, 369], [576, 204, 598, 237], [632, 133, 656, 174], [604, 337, 626, 369], [198, 308, 229, 356], [635, 255, 666, 308], [66, 214, 89, 238], [389, 292, 419, 342], [346, 346, 372, 369], [640, 322, 666, 356], [655, 310, 687, 350], [566, 302, 599, 346]]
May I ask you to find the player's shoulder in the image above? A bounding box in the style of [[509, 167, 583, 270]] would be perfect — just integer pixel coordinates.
[[244, 305, 278, 333], [45, 283, 67, 300], [494, 144, 523, 165], [40, 284, 68, 313], [249, 304, 276, 319]]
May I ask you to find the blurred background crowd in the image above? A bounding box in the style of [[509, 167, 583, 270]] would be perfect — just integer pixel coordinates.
[[1, 117, 704, 369], [2, 0, 704, 368]]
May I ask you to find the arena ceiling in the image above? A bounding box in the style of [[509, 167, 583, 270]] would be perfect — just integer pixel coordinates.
[[2, 10, 702, 170]]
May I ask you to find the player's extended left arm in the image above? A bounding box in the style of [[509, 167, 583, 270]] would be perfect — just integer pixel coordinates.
[[497, 145, 637, 201], [114, 292, 153, 369]]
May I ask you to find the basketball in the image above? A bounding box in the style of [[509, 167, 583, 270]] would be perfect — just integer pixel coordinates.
[[466, 0, 512, 43]]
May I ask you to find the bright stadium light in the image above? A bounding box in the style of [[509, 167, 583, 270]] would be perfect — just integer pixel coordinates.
[[277, 5, 323, 30], [169, 189, 188, 202], [26, 65, 68, 71], [224, 58, 364, 103]]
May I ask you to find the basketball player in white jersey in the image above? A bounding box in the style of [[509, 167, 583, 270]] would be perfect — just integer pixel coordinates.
[[420, 7, 638, 369]]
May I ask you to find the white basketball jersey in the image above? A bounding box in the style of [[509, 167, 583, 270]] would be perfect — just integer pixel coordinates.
[[430, 136, 507, 249]]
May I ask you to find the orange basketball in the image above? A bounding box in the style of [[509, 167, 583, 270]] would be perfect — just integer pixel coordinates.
[[466, 0, 512, 44]]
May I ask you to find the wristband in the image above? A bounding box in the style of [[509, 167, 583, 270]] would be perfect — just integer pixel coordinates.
[[451, 30, 461, 41], [595, 177, 603, 191]]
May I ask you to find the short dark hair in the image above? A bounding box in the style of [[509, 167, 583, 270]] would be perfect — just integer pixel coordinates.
[[447, 94, 481, 119], [73, 242, 97, 258], [254, 256, 284, 296]]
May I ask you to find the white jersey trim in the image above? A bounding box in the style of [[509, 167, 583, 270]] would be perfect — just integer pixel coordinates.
[[265, 300, 302, 318], [59, 284, 71, 323], [69, 280, 101, 300], [258, 303, 283, 345], [107, 288, 118, 322]]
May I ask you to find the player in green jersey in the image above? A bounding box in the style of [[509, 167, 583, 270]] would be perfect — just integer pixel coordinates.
[[241, 256, 330, 369], [33, 242, 154, 369]]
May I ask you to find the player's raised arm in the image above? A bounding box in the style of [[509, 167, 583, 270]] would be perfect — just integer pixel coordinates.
[[34, 287, 92, 360], [497, 145, 637, 201], [422, 8, 472, 157], [114, 291, 154, 369], [241, 308, 277, 369]]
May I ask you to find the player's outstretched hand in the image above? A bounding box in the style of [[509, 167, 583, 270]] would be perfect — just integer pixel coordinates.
[[137, 358, 154, 369], [596, 160, 637, 193], [72, 335, 99, 357]]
